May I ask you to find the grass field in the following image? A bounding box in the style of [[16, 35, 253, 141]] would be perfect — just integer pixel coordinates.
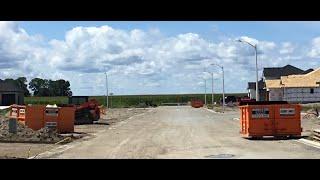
[[25, 93, 247, 108]]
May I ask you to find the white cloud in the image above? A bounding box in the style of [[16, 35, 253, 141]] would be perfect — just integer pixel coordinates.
[[0, 22, 319, 95], [308, 37, 320, 58], [279, 42, 295, 54]]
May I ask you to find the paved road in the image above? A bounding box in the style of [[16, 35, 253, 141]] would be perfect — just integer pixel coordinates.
[[38, 106, 320, 159]]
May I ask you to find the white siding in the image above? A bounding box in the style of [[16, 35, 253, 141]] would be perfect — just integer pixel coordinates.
[[283, 87, 320, 102], [249, 89, 256, 99], [269, 88, 283, 101]]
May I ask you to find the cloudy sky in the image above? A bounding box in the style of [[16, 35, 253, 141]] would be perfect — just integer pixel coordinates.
[[0, 21, 320, 95]]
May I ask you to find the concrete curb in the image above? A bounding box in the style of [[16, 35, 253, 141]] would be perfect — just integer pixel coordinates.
[[296, 138, 320, 149], [204, 108, 223, 114]]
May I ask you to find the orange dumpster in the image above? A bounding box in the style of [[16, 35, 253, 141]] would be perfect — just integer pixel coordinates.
[[57, 107, 75, 133], [239, 101, 302, 139], [9, 105, 26, 121], [25, 105, 46, 131]]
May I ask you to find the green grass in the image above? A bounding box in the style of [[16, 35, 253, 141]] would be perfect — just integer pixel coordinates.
[[25, 93, 247, 108]]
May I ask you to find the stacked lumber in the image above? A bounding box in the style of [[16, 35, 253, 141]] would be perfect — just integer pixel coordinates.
[[312, 129, 320, 141]]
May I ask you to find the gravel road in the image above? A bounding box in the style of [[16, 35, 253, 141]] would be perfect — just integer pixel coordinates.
[[37, 106, 320, 159]]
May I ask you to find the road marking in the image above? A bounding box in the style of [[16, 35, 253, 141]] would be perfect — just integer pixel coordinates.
[[233, 118, 240, 121], [296, 138, 320, 149]]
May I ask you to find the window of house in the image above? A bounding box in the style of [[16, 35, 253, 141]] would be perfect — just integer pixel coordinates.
[[310, 88, 314, 94]]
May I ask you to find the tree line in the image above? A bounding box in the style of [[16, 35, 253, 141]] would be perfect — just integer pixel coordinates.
[[0, 77, 72, 97]]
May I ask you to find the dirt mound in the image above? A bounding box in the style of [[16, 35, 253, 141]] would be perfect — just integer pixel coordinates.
[[0, 119, 64, 143]]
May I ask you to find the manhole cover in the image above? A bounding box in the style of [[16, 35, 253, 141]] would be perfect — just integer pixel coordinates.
[[204, 154, 235, 159]]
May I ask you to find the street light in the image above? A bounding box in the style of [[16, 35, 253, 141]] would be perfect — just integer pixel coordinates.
[[211, 63, 225, 113], [237, 39, 259, 101], [203, 68, 207, 106], [105, 72, 109, 108], [204, 69, 216, 110]]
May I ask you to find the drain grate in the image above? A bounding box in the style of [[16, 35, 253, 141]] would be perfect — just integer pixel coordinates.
[[204, 154, 235, 159]]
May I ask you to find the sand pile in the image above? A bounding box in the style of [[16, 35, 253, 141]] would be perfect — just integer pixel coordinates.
[[0, 119, 64, 143]]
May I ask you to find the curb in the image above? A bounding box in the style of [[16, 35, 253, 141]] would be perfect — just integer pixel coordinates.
[[204, 108, 223, 114], [296, 138, 320, 149]]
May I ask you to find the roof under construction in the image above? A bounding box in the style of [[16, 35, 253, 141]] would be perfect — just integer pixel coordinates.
[[265, 68, 320, 89]]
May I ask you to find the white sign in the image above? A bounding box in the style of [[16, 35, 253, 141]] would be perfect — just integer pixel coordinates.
[[280, 108, 295, 116], [252, 108, 270, 118]]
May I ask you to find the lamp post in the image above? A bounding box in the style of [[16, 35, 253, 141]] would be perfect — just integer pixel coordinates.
[[204, 69, 215, 110], [203, 68, 207, 106], [105, 72, 109, 108], [211, 63, 225, 113], [237, 39, 259, 101], [211, 72, 214, 108]]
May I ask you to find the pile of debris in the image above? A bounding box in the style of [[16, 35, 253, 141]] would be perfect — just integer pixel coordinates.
[[303, 108, 320, 119], [0, 119, 64, 143]]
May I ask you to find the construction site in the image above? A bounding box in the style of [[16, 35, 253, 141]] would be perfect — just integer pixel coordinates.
[[0, 94, 320, 159], [1, 21, 320, 159]]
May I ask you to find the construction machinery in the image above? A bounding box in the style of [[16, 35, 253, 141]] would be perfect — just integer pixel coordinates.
[[68, 96, 101, 125]]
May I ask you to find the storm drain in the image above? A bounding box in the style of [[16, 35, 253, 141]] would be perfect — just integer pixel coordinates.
[[204, 154, 235, 159]]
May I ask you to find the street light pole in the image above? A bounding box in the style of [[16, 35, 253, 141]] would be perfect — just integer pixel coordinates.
[[237, 39, 259, 101], [204, 78, 207, 106], [211, 72, 214, 108], [203, 68, 207, 106], [254, 45, 259, 102], [105, 72, 109, 108], [211, 64, 225, 113]]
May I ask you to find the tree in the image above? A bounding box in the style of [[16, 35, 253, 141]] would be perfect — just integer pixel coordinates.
[[16, 77, 30, 96], [29, 78, 49, 96], [29, 78, 72, 97]]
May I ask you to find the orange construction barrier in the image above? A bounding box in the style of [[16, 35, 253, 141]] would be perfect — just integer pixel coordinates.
[[239, 102, 302, 138]]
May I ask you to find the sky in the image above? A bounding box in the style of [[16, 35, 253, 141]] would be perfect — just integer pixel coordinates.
[[0, 21, 320, 96]]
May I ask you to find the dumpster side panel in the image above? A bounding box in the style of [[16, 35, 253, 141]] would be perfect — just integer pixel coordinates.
[[44, 107, 59, 130], [247, 105, 274, 137], [274, 104, 302, 136], [25, 105, 45, 131], [58, 107, 75, 133]]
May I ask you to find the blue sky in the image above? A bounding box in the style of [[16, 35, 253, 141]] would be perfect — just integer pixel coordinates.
[[1, 21, 320, 95]]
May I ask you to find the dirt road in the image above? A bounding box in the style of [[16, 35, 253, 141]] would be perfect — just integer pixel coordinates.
[[37, 106, 320, 159]]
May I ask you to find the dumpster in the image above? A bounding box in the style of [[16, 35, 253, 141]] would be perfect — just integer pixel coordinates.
[[9, 105, 26, 121], [16, 105, 75, 133], [25, 105, 46, 131], [191, 99, 204, 108], [239, 101, 302, 138]]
